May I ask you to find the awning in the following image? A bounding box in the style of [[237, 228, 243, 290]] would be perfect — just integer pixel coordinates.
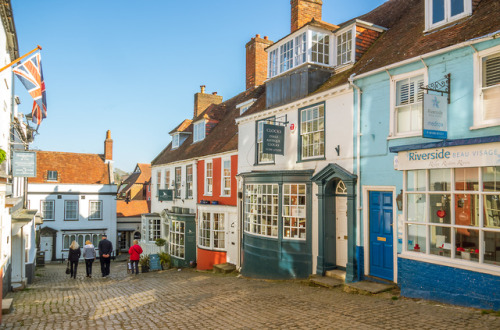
[[11, 209, 38, 224]]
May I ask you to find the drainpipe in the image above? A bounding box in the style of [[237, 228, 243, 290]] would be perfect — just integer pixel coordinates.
[[348, 73, 362, 248]]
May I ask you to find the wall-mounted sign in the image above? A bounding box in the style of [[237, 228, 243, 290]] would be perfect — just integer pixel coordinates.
[[397, 142, 500, 170], [263, 123, 285, 155], [422, 94, 447, 139], [158, 189, 173, 201], [12, 151, 36, 177]]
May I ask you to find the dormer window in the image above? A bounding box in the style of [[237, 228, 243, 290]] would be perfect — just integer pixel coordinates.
[[237, 98, 257, 115], [336, 29, 353, 66], [268, 29, 334, 79], [172, 134, 180, 149], [425, 0, 472, 31], [193, 120, 205, 143], [47, 170, 58, 181]]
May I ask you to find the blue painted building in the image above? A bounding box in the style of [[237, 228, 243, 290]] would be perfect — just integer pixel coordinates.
[[350, 0, 500, 310]]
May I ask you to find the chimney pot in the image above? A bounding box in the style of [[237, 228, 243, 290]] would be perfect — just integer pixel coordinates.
[[256, 34, 260, 38], [200, 85, 206, 93], [212, 92, 217, 95], [291, 0, 323, 33], [264, 36, 269, 40]]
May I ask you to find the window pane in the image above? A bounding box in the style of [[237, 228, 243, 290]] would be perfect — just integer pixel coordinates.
[[455, 168, 479, 191], [450, 0, 464, 17], [455, 193, 479, 227], [455, 228, 479, 262], [430, 194, 451, 224], [484, 194, 500, 228], [407, 170, 426, 191], [407, 224, 426, 253], [430, 169, 451, 191], [430, 226, 451, 257], [432, 0, 445, 23], [483, 167, 500, 192], [484, 231, 500, 265], [407, 194, 426, 222]]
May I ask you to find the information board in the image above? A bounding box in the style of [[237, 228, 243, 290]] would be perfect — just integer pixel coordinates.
[[12, 151, 36, 177], [263, 123, 285, 155], [422, 94, 447, 139], [149, 253, 162, 270], [159, 189, 173, 201]]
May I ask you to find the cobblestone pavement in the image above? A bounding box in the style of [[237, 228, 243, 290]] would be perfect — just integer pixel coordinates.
[[1, 262, 500, 329]]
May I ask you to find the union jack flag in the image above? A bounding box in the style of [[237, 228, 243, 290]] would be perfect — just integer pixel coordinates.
[[13, 53, 47, 125]]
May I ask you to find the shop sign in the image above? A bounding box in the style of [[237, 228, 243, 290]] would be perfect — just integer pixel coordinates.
[[422, 94, 447, 139], [158, 189, 173, 201], [263, 123, 284, 155], [397, 142, 500, 170], [12, 151, 36, 177]]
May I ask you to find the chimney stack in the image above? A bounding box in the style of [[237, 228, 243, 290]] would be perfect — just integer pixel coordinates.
[[246, 34, 273, 90], [291, 0, 323, 33], [104, 130, 113, 162], [194, 85, 223, 118]]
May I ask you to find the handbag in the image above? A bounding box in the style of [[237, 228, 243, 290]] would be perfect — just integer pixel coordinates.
[[65, 260, 71, 274]]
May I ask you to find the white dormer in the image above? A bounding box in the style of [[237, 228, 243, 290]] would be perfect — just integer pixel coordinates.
[[425, 0, 472, 31], [172, 133, 180, 149], [237, 98, 257, 115], [193, 119, 206, 143]]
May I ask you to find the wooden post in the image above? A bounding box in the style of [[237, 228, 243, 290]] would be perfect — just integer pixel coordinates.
[[0, 45, 42, 74]]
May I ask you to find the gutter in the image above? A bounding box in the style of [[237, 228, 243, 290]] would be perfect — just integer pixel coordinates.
[[348, 73, 362, 246], [351, 30, 500, 81]]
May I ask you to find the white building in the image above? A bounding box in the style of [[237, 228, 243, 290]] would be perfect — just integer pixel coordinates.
[[27, 131, 117, 261]]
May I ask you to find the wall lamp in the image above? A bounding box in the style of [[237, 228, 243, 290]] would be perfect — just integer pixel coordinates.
[[396, 189, 403, 211]]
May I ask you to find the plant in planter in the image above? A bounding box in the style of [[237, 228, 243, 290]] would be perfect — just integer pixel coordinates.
[[139, 254, 150, 273], [155, 238, 166, 247], [0, 148, 6, 164], [158, 252, 171, 270]]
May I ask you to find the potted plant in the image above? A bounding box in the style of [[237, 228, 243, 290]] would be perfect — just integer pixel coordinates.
[[155, 238, 166, 247], [139, 254, 150, 273], [158, 252, 171, 270], [0, 148, 6, 164]]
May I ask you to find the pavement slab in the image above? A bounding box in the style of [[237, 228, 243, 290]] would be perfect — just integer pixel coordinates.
[[1, 262, 499, 329]]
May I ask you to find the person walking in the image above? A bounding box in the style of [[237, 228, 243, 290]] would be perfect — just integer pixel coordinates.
[[98, 234, 113, 277], [68, 240, 81, 279], [128, 240, 143, 275], [82, 240, 96, 278]]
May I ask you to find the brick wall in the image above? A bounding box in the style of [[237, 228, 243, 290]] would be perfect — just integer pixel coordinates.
[[355, 26, 382, 62], [291, 0, 322, 33], [194, 86, 223, 118], [104, 130, 113, 161], [398, 258, 500, 310], [246, 35, 273, 90]]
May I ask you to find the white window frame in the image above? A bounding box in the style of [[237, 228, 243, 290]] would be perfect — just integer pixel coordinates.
[[389, 69, 428, 138], [186, 164, 193, 199], [311, 31, 330, 66], [63, 233, 100, 251], [300, 104, 325, 160], [237, 98, 257, 116], [336, 26, 354, 66], [169, 220, 185, 259], [89, 200, 103, 220], [156, 171, 161, 197], [193, 120, 206, 143], [64, 200, 79, 221], [473, 45, 500, 129], [41, 200, 55, 220], [165, 170, 170, 189], [244, 184, 279, 238], [256, 118, 275, 164], [280, 39, 294, 73], [175, 167, 182, 198], [172, 134, 180, 149], [425, 0, 472, 31], [282, 184, 307, 240], [205, 161, 213, 196], [47, 170, 58, 181], [268, 48, 278, 78], [148, 218, 161, 242], [198, 212, 226, 250], [221, 158, 231, 197], [294, 32, 307, 67]]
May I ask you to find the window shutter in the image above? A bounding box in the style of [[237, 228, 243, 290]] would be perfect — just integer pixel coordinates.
[[485, 55, 500, 87], [483, 54, 500, 121]]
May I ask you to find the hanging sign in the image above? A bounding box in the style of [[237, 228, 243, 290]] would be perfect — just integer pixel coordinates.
[[263, 123, 285, 155], [12, 151, 36, 177], [422, 94, 447, 139], [158, 189, 173, 201]]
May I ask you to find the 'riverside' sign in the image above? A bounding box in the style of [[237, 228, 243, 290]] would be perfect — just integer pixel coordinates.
[[263, 124, 284, 155]]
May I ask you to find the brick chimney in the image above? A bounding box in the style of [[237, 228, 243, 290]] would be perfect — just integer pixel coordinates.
[[246, 34, 273, 89], [194, 85, 223, 118], [291, 0, 322, 32], [104, 130, 113, 162]]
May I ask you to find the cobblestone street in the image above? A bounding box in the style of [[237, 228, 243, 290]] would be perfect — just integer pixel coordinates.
[[1, 262, 500, 329]]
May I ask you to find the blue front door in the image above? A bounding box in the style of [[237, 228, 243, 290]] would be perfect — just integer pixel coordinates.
[[369, 191, 394, 281]]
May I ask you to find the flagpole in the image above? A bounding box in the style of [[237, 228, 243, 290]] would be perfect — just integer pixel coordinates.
[[0, 45, 42, 74]]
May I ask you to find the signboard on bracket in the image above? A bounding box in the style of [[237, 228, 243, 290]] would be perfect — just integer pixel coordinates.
[[422, 94, 447, 139], [263, 123, 285, 155]]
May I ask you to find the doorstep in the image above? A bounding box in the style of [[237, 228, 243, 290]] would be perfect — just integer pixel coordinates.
[[213, 263, 236, 274], [309, 275, 344, 288], [2, 298, 13, 315], [345, 281, 395, 294]]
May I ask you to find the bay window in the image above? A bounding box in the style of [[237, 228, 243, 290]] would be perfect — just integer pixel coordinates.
[[300, 104, 325, 160], [148, 218, 161, 242], [280, 39, 294, 73], [244, 184, 279, 237], [283, 184, 307, 239], [294, 33, 307, 66], [336, 29, 352, 66], [404, 166, 500, 267], [312, 31, 330, 65]]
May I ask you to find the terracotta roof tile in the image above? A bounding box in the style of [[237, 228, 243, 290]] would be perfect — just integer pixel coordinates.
[[168, 119, 193, 134], [30, 151, 111, 185], [116, 200, 150, 218]]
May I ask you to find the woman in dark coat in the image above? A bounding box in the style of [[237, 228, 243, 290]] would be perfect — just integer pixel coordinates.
[[68, 240, 81, 279]]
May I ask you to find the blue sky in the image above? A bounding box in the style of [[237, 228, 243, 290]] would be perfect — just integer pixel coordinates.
[[12, 0, 386, 172]]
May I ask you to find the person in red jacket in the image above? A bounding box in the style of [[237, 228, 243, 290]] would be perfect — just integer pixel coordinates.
[[128, 240, 143, 275]]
